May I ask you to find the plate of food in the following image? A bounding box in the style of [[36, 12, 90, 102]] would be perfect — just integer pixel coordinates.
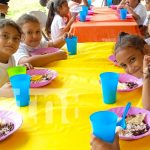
[[27, 69, 57, 88], [108, 55, 119, 66], [0, 110, 22, 141], [118, 73, 143, 92], [30, 47, 60, 56], [126, 14, 132, 19], [109, 107, 150, 140], [88, 10, 94, 15], [110, 5, 117, 10], [70, 5, 82, 13]]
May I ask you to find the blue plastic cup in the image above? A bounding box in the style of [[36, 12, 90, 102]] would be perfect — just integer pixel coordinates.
[[100, 72, 119, 104], [82, 5, 88, 15], [106, 0, 113, 7], [120, 8, 127, 20], [79, 10, 86, 22], [65, 36, 78, 55], [10, 74, 31, 107], [90, 111, 118, 143], [87, 0, 92, 6]]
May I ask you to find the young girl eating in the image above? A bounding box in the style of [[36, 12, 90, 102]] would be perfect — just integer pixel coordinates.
[[114, 32, 150, 110], [0, 19, 32, 97], [45, 0, 76, 40], [118, 0, 147, 26], [90, 32, 150, 150]]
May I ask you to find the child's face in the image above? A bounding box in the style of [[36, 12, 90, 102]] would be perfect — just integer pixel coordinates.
[[21, 22, 42, 48], [58, 2, 69, 17], [116, 47, 144, 78], [146, 1, 150, 11], [0, 25, 21, 59], [126, 0, 138, 7]]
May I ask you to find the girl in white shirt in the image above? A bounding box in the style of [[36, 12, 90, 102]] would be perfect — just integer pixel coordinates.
[[118, 0, 147, 25], [45, 0, 76, 40], [0, 19, 23, 97]]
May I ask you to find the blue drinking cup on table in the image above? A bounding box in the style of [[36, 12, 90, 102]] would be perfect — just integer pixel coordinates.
[[100, 72, 119, 104], [82, 5, 88, 15], [87, 0, 92, 6], [79, 10, 86, 22], [106, 0, 113, 7], [65, 36, 78, 55], [120, 8, 127, 20], [10, 74, 31, 107], [90, 111, 118, 143]]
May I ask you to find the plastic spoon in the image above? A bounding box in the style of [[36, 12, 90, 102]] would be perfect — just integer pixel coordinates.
[[117, 102, 131, 129]]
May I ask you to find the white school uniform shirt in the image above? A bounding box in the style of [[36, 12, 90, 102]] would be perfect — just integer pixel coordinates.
[[0, 56, 15, 87], [51, 14, 66, 41], [143, 11, 150, 26], [145, 37, 150, 45], [134, 3, 147, 25], [13, 40, 49, 65]]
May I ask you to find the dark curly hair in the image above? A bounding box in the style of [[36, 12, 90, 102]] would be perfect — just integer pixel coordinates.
[[45, 0, 67, 36], [0, 19, 22, 37], [114, 32, 146, 55]]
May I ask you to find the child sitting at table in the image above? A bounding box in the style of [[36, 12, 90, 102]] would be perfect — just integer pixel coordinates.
[[114, 32, 150, 110], [90, 32, 150, 149], [14, 14, 70, 67], [118, 0, 147, 26], [45, 0, 76, 40], [0, 0, 9, 18], [0, 19, 32, 97], [144, 17, 150, 44], [141, 0, 150, 37]]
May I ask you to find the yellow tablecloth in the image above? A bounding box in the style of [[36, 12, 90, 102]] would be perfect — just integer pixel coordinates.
[[0, 42, 147, 150]]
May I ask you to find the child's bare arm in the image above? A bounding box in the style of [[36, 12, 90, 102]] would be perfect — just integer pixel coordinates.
[[120, 0, 126, 5], [62, 16, 76, 33], [117, 0, 126, 8], [0, 83, 13, 98], [142, 55, 150, 110], [48, 32, 73, 48], [19, 63, 33, 70], [18, 50, 67, 67], [48, 37, 65, 48], [125, 4, 140, 21]]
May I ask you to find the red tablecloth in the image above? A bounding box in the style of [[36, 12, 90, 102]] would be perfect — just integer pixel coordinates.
[[70, 7, 141, 42]]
